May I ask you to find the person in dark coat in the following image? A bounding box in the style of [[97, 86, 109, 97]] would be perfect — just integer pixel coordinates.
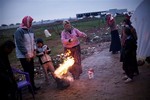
[[0, 40, 17, 100], [120, 19, 139, 76], [122, 27, 137, 83]]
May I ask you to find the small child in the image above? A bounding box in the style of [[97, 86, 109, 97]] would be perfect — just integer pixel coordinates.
[[36, 38, 70, 90], [36, 38, 55, 82]]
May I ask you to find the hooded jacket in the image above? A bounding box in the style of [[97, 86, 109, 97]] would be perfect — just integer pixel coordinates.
[[14, 16, 35, 58]]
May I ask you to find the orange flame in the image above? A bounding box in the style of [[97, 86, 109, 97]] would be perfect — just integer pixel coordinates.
[[65, 49, 71, 57], [54, 50, 74, 80]]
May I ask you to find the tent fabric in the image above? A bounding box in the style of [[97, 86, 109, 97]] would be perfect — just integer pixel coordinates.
[[131, 0, 150, 58]]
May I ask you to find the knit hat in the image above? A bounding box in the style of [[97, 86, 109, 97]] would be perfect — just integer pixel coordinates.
[[36, 38, 43, 44]]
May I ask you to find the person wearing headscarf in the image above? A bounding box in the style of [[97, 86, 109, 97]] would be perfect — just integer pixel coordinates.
[[120, 18, 139, 76], [14, 16, 40, 92], [61, 20, 87, 79], [125, 12, 131, 20], [106, 13, 121, 54], [122, 27, 138, 83]]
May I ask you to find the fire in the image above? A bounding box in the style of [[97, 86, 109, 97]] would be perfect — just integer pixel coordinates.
[[54, 50, 75, 80], [65, 49, 71, 56]]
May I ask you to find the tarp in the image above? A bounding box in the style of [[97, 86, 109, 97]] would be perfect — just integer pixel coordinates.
[[131, 0, 150, 58]]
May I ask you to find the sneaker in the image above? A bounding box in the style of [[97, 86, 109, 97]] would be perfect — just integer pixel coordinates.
[[122, 75, 128, 80], [124, 78, 132, 83]]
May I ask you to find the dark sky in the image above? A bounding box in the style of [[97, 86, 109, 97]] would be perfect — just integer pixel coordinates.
[[0, 0, 143, 25]]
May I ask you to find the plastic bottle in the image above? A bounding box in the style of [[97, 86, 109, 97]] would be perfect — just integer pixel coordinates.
[[88, 68, 94, 79]]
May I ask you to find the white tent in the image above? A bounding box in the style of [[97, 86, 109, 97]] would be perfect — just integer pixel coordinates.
[[131, 0, 150, 58]]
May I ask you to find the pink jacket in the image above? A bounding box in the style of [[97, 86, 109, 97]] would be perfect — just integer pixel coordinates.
[[107, 18, 117, 31], [61, 28, 87, 48]]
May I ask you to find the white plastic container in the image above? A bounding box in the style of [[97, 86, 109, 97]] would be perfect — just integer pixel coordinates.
[[44, 29, 51, 37], [88, 68, 94, 79]]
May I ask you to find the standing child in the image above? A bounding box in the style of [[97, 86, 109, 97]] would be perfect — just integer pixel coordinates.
[[36, 38, 55, 82], [36, 38, 70, 89]]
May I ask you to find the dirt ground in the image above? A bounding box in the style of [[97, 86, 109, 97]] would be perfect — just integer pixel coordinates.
[[23, 42, 150, 100]]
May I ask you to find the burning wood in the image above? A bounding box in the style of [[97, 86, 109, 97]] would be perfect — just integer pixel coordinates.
[[54, 50, 75, 81]]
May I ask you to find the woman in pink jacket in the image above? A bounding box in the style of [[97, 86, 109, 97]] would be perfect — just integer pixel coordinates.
[[61, 20, 87, 80]]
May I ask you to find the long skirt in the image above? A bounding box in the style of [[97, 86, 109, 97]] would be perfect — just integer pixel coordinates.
[[64, 45, 82, 79], [110, 30, 121, 53], [123, 57, 135, 79], [121, 47, 139, 75]]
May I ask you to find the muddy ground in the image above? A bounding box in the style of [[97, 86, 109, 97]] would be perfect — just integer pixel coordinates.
[[22, 42, 150, 100]]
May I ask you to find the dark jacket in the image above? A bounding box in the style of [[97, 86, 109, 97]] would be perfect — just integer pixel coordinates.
[[0, 49, 17, 99], [123, 35, 137, 66], [36, 45, 51, 64]]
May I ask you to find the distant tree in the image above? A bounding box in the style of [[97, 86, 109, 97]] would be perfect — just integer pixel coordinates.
[[16, 23, 20, 25], [1, 24, 8, 27], [9, 24, 14, 26]]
